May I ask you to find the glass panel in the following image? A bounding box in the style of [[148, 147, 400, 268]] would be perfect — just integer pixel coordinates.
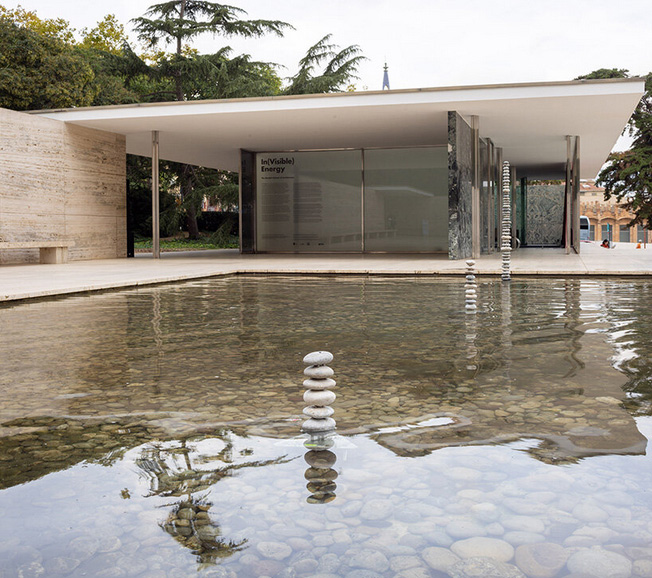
[[620, 225, 630, 243], [637, 225, 645, 243], [589, 224, 595, 240], [364, 147, 448, 251], [255, 151, 362, 251], [601, 224, 612, 241]]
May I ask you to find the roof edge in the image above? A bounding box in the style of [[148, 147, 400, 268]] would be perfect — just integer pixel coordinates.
[[28, 77, 646, 115]]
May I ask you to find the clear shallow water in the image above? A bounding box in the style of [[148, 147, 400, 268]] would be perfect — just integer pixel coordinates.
[[1, 277, 652, 577]]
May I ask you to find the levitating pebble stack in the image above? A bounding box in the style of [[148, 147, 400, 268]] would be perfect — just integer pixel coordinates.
[[465, 259, 477, 312], [302, 351, 336, 433], [501, 160, 512, 282]]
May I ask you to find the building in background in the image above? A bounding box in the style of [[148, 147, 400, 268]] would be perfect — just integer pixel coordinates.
[[580, 180, 650, 244]]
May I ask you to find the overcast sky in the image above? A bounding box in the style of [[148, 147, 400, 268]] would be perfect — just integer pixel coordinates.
[[3, 0, 648, 153], [4, 0, 650, 90]]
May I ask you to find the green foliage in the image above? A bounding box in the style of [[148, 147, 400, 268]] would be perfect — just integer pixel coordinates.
[[284, 34, 366, 95], [133, 1, 291, 101], [596, 72, 652, 227], [0, 5, 75, 43], [0, 18, 95, 110], [200, 170, 239, 210], [134, 235, 237, 250], [80, 15, 127, 54], [131, 1, 291, 238], [133, 1, 291, 50], [208, 220, 238, 247], [575, 68, 629, 80], [127, 155, 181, 237], [0, 7, 147, 109]]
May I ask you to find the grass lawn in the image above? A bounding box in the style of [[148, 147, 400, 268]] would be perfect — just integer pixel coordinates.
[[135, 235, 238, 251]]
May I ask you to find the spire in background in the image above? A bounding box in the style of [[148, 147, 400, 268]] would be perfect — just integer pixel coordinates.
[[382, 62, 390, 90]]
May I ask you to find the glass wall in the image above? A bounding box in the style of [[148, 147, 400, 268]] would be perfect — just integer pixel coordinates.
[[620, 225, 630, 243], [255, 147, 447, 252], [256, 151, 362, 252], [364, 148, 448, 251]]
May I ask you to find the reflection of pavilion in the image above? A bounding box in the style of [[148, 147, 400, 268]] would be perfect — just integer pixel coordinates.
[[346, 281, 648, 463]]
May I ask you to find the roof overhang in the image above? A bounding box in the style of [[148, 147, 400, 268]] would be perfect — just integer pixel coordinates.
[[34, 78, 644, 178]]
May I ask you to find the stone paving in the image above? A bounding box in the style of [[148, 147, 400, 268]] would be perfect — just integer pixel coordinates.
[[1, 241, 651, 303]]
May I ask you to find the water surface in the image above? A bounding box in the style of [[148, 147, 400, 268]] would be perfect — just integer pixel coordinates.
[[1, 276, 652, 577]]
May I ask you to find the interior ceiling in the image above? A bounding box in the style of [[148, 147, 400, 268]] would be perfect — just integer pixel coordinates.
[[35, 79, 644, 178]]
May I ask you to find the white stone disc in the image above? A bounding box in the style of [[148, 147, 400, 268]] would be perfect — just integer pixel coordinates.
[[304, 365, 334, 379], [303, 351, 333, 366], [302, 417, 336, 433], [303, 378, 336, 390], [304, 389, 336, 406], [303, 405, 334, 418]]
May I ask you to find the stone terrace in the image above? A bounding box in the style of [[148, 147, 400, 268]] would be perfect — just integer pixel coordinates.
[[1, 242, 651, 303]]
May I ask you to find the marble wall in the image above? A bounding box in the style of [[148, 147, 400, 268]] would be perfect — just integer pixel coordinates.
[[447, 112, 474, 259], [0, 108, 126, 263], [525, 183, 565, 247]]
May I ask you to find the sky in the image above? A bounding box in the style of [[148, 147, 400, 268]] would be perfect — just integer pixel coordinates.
[[4, 0, 650, 90], [3, 0, 649, 151]]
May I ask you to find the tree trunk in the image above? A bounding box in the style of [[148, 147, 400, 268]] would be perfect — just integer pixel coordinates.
[[175, 0, 186, 101], [186, 203, 200, 240], [179, 163, 200, 239]]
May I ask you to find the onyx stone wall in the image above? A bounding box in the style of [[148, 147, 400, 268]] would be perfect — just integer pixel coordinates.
[[0, 108, 126, 263], [525, 184, 565, 247], [447, 111, 474, 259]]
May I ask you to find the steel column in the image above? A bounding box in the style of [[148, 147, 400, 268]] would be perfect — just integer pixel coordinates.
[[152, 131, 160, 259]]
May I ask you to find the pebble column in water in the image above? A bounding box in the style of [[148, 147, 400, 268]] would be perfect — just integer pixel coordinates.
[[501, 160, 512, 282], [302, 351, 336, 433], [465, 259, 477, 312]]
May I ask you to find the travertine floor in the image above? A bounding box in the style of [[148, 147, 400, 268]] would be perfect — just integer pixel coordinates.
[[1, 242, 651, 302]]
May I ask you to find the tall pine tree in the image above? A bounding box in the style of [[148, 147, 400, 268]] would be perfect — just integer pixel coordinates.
[[133, 1, 291, 238]]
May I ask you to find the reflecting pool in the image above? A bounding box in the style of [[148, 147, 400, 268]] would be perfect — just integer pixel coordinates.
[[1, 276, 652, 578]]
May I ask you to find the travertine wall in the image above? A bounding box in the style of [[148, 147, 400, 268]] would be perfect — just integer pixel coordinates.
[[0, 108, 126, 263]]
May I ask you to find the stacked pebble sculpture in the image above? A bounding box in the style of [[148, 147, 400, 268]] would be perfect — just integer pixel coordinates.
[[302, 351, 336, 433], [501, 160, 512, 282], [465, 259, 477, 312]]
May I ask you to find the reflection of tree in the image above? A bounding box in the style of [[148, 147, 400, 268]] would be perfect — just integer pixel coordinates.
[[162, 497, 247, 565], [135, 432, 291, 566]]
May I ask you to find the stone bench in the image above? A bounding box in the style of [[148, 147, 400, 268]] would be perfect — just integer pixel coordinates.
[[0, 241, 74, 264]]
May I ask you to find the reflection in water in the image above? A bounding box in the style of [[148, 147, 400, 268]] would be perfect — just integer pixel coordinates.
[[1, 277, 652, 576], [136, 433, 292, 566], [303, 434, 338, 504]]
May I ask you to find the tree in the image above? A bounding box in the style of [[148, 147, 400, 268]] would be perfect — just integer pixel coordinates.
[[0, 18, 96, 110], [0, 7, 148, 109], [0, 4, 75, 43], [284, 34, 366, 95], [132, 1, 292, 238], [580, 69, 652, 228], [132, 1, 291, 101], [576, 68, 629, 81], [80, 14, 127, 54]]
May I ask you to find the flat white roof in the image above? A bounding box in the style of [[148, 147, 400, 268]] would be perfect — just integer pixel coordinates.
[[35, 78, 644, 177]]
